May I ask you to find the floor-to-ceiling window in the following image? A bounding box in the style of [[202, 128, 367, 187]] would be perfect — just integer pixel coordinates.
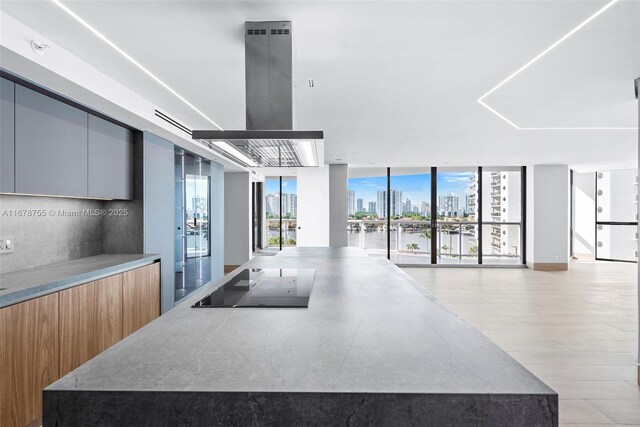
[[481, 167, 523, 265], [264, 176, 297, 253], [389, 168, 432, 264], [436, 168, 479, 264], [175, 149, 211, 301], [348, 166, 526, 266], [595, 169, 638, 262], [347, 168, 388, 258]]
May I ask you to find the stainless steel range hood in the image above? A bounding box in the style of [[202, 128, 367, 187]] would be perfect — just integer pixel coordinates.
[[193, 21, 324, 168], [192, 130, 323, 167]]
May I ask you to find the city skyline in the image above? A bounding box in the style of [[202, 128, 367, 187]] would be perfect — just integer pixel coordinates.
[[348, 172, 476, 212]]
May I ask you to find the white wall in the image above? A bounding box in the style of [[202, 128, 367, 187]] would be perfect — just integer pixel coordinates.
[[297, 167, 330, 247], [572, 172, 595, 257], [329, 164, 348, 247], [527, 165, 570, 267], [224, 172, 251, 265]]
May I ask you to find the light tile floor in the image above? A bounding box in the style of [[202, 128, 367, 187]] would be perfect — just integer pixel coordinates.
[[403, 260, 639, 426]]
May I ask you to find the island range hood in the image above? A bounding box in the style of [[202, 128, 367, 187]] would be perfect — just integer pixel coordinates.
[[194, 21, 323, 167]]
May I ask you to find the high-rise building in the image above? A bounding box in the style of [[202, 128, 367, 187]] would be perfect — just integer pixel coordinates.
[[283, 193, 297, 217], [390, 189, 403, 216], [420, 201, 430, 217], [486, 171, 520, 257], [265, 193, 280, 216], [377, 189, 403, 217], [368, 201, 377, 215], [404, 198, 412, 214], [348, 190, 356, 216], [356, 198, 364, 213], [466, 174, 477, 217], [438, 194, 459, 217], [376, 191, 387, 217]]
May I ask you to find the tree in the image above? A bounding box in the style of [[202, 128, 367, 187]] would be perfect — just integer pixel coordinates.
[[442, 244, 450, 254], [469, 245, 478, 255], [420, 229, 431, 240], [406, 243, 419, 252]]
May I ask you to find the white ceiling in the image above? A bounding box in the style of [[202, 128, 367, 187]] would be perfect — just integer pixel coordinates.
[[1, 0, 639, 171]]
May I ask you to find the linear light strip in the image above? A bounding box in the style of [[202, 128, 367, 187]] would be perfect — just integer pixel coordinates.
[[478, 0, 637, 131], [50, 0, 223, 131]]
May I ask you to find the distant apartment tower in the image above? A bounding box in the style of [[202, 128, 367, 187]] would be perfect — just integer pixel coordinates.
[[391, 190, 403, 216], [281, 193, 297, 217], [265, 193, 280, 216], [356, 198, 364, 213], [376, 191, 386, 217], [486, 171, 521, 258], [368, 201, 377, 215], [404, 198, 412, 214], [348, 190, 356, 216], [375, 189, 403, 217], [438, 193, 459, 217], [420, 201, 430, 217], [466, 174, 477, 217]]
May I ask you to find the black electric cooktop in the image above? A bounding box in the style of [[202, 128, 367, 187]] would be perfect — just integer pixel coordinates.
[[192, 268, 315, 308]]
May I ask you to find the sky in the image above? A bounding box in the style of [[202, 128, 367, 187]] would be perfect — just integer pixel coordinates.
[[262, 172, 475, 206], [348, 172, 475, 206], [265, 177, 297, 195]]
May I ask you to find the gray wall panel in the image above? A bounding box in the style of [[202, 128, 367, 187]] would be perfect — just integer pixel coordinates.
[[0, 78, 15, 193], [329, 164, 348, 247], [0, 194, 103, 274], [210, 161, 224, 281], [143, 132, 175, 314], [15, 85, 88, 197], [88, 115, 133, 200]]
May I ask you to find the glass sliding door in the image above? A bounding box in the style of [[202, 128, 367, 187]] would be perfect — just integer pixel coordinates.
[[436, 168, 479, 264], [389, 168, 432, 264], [481, 167, 523, 265], [264, 176, 297, 252], [347, 168, 389, 258], [265, 177, 281, 252], [281, 177, 297, 248], [175, 150, 212, 301]]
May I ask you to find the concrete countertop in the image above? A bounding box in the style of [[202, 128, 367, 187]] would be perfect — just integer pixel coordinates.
[[47, 247, 552, 395], [44, 247, 556, 425], [0, 253, 161, 308]]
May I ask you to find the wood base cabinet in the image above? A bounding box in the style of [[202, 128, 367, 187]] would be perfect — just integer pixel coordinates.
[[0, 261, 160, 426], [0, 294, 59, 427], [59, 275, 123, 377], [122, 263, 160, 337]]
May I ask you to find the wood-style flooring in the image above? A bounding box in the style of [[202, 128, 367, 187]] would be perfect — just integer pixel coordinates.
[[404, 260, 639, 426]]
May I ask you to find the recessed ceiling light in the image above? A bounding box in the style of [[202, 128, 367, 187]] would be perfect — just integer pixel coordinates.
[[50, 0, 223, 131], [478, 0, 636, 131]]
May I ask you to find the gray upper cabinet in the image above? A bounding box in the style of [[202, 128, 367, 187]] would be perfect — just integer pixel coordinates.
[[88, 115, 133, 200], [15, 85, 88, 197], [0, 78, 15, 193]]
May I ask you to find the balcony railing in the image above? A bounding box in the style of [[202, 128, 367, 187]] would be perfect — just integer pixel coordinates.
[[347, 219, 521, 263]]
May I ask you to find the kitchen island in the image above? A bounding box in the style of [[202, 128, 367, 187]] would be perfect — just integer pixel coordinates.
[[44, 247, 557, 426]]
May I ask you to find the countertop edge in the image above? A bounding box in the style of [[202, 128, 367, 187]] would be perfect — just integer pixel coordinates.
[[0, 254, 161, 308]]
